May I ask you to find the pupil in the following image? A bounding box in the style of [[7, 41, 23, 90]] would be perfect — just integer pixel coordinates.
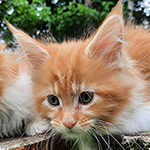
[[52, 97, 57, 103], [85, 94, 89, 101]]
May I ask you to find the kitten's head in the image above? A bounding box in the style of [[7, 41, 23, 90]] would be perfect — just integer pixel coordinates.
[[7, 0, 145, 139]]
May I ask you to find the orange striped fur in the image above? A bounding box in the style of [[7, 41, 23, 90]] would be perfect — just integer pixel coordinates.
[[6, 0, 150, 149]]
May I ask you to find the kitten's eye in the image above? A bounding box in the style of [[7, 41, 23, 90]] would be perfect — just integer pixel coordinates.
[[79, 92, 94, 105], [47, 95, 60, 106]]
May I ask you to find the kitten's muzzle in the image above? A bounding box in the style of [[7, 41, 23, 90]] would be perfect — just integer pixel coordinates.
[[62, 120, 77, 129]]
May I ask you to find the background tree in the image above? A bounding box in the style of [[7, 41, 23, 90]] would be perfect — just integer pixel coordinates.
[[0, 0, 149, 43], [0, 0, 115, 42], [133, 0, 150, 27]]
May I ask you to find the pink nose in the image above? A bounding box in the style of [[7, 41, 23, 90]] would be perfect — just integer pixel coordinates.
[[63, 120, 77, 129]]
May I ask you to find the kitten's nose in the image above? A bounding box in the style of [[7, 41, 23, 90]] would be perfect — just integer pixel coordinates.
[[62, 120, 77, 129], [62, 109, 77, 129]]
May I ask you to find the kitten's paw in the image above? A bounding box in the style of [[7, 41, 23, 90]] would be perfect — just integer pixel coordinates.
[[26, 119, 50, 136]]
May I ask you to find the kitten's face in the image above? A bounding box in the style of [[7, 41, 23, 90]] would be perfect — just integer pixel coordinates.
[[33, 41, 134, 139], [7, 0, 137, 139]]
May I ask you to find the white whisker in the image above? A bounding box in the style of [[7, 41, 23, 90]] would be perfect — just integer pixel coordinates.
[[90, 126, 113, 150], [84, 83, 113, 99], [98, 120, 144, 150], [88, 129, 103, 150]]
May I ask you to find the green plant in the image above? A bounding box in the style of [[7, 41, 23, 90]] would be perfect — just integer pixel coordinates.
[[0, 0, 111, 42], [50, 3, 100, 41]]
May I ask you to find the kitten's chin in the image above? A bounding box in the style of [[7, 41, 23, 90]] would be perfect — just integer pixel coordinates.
[[58, 128, 87, 140], [64, 132, 81, 139]]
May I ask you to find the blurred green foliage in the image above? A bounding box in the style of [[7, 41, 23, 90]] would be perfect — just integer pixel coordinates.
[[0, 0, 115, 42], [50, 3, 100, 40], [1, 0, 149, 42], [92, 0, 116, 22]]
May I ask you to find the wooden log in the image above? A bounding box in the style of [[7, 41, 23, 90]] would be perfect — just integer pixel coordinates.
[[1, 134, 150, 150]]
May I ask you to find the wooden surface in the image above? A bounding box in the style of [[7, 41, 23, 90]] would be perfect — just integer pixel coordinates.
[[1, 134, 150, 150], [0, 134, 68, 150], [0, 135, 48, 150]]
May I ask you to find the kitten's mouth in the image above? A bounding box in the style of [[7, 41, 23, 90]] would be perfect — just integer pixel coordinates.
[[69, 130, 79, 134], [66, 128, 79, 134], [61, 129, 83, 139]]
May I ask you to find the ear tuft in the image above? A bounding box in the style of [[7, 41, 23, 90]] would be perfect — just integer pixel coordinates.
[[6, 21, 50, 68], [105, 0, 123, 19], [6, 20, 20, 34]]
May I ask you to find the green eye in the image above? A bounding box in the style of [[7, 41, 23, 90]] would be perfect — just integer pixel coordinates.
[[47, 95, 60, 106], [79, 92, 94, 105]]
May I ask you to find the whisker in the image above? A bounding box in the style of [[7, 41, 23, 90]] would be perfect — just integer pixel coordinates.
[[93, 120, 126, 150], [43, 126, 53, 138], [90, 127, 113, 150], [88, 128, 103, 150], [97, 120, 111, 150], [8, 124, 35, 148], [84, 83, 113, 99], [39, 126, 53, 148], [98, 120, 143, 150], [79, 121, 106, 150], [54, 69, 79, 85], [33, 86, 51, 103], [90, 119, 128, 150], [109, 134, 126, 150], [40, 128, 56, 150], [79, 136, 85, 150]]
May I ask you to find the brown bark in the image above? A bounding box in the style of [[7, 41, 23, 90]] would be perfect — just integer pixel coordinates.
[[84, 0, 92, 8]]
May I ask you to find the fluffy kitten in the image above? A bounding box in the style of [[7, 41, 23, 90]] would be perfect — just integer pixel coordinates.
[[0, 44, 48, 138], [7, 0, 150, 149]]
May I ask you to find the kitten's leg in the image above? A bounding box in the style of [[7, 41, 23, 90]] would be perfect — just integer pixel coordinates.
[[26, 116, 50, 136]]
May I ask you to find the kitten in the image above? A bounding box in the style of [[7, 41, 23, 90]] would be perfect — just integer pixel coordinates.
[[0, 44, 6, 52], [0, 43, 49, 138], [6, 0, 150, 149]]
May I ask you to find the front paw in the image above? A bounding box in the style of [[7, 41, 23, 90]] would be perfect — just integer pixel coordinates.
[[26, 119, 50, 136]]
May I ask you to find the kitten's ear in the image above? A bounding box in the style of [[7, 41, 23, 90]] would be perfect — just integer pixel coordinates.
[[6, 21, 50, 68], [85, 0, 124, 65], [0, 43, 6, 51]]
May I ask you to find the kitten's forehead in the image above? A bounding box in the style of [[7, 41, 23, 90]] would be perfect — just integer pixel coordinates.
[[52, 70, 80, 97], [42, 40, 115, 103]]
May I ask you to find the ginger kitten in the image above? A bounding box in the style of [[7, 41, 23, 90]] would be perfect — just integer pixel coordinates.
[[0, 44, 48, 138], [6, 0, 150, 149]]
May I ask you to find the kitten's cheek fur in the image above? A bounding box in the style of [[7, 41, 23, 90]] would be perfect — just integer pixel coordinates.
[[26, 117, 50, 136]]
